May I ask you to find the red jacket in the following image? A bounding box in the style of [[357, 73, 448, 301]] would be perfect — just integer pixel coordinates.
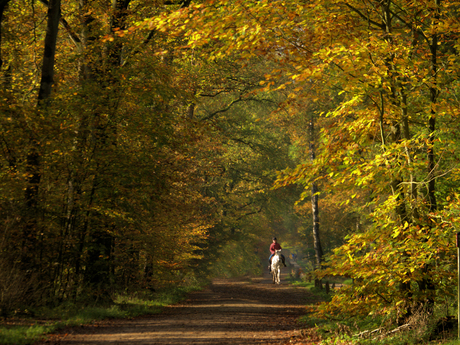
[[270, 242, 282, 254]]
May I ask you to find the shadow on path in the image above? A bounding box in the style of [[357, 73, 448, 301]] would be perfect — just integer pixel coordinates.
[[39, 270, 317, 345]]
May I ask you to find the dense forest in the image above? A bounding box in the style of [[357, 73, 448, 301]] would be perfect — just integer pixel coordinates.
[[1, 0, 460, 329]]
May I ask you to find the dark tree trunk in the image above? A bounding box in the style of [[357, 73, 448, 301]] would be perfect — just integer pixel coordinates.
[[80, 0, 131, 297], [418, 0, 440, 315], [37, 0, 60, 102], [22, 0, 60, 267], [0, 0, 10, 70], [427, 0, 439, 213]]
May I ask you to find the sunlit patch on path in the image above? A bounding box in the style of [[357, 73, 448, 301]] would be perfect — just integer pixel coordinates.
[[40, 271, 319, 345]]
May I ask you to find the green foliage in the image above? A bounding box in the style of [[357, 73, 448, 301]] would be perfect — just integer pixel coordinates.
[[210, 241, 262, 278], [0, 325, 50, 345]]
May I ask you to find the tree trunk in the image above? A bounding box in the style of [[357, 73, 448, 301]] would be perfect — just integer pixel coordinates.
[[418, 0, 440, 314], [37, 0, 60, 102], [427, 0, 439, 213], [80, 0, 131, 297], [0, 0, 10, 70], [309, 116, 323, 288], [22, 0, 60, 267]]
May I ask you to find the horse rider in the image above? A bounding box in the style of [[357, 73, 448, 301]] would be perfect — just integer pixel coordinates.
[[268, 237, 286, 271]]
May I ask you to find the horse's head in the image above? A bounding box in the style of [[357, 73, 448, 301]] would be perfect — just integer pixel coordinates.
[[275, 249, 281, 254]]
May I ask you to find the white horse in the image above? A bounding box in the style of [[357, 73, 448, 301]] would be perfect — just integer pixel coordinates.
[[271, 249, 282, 284]]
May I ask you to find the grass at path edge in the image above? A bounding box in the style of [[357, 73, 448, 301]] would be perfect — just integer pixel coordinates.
[[0, 283, 206, 345]]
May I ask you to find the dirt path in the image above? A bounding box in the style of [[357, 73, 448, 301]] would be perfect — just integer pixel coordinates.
[[40, 270, 320, 345]]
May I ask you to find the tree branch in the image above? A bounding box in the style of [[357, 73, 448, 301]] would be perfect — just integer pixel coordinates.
[[200, 96, 276, 121], [236, 207, 263, 220], [38, 0, 82, 49], [164, 0, 192, 8], [343, 3, 385, 30]]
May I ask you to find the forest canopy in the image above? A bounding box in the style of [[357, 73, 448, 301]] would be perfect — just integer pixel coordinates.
[[1, 0, 460, 325]]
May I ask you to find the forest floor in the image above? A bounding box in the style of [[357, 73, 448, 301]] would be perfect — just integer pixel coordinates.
[[37, 270, 324, 345]]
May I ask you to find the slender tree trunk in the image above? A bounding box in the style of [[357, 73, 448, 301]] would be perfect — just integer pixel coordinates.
[[309, 116, 323, 288], [427, 0, 439, 213], [417, 0, 440, 314]]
